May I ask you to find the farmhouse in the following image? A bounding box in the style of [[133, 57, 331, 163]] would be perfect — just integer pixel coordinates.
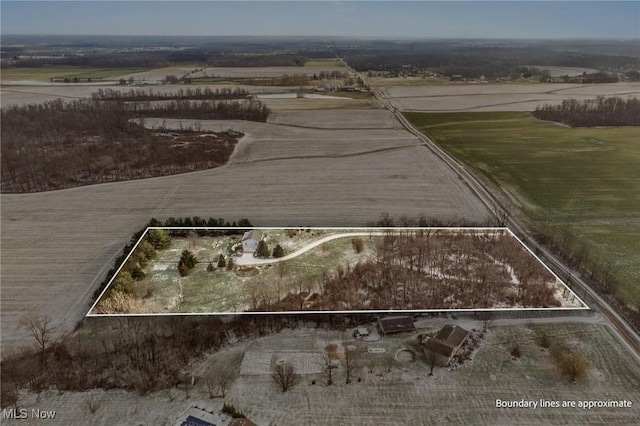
[[421, 325, 469, 365], [241, 230, 263, 253], [377, 316, 416, 336]]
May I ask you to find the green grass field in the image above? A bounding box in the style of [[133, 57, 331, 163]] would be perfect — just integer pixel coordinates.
[[1, 67, 148, 81], [405, 111, 640, 308]]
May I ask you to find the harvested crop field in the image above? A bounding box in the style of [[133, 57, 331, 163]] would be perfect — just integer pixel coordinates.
[[268, 109, 402, 129], [378, 82, 640, 111], [257, 96, 379, 111], [0, 109, 490, 347]]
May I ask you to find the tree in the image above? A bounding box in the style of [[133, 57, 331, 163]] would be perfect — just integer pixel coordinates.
[[178, 262, 190, 277], [255, 240, 270, 258], [112, 271, 135, 295], [146, 229, 171, 250], [20, 314, 64, 370], [342, 345, 361, 384], [206, 364, 236, 398], [271, 362, 299, 392], [560, 351, 590, 382], [178, 250, 197, 276], [351, 237, 364, 253], [320, 344, 338, 386], [272, 244, 285, 258], [425, 348, 438, 375], [226, 257, 235, 271], [217, 254, 226, 268], [207, 262, 215, 272]]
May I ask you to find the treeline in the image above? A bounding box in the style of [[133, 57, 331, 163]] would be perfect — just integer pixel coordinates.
[[0, 313, 371, 407], [532, 96, 640, 127], [344, 47, 640, 77], [132, 99, 270, 121], [7, 50, 309, 69], [206, 53, 307, 67], [91, 217, 253, 302], [91, 87, 250, 102], [1, 97, 269, 192]]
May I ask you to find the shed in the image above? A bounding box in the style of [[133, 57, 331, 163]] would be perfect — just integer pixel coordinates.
[[355, 327, 370, 338], [377, 316, 416, 336]]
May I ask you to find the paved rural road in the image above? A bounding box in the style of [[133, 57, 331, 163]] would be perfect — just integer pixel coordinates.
[[235, 231, 385, 266], [343, 61, 640, 363]]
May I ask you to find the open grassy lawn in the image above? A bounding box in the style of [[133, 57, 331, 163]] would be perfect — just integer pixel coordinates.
[[1, 66, 148, 81], [405, 111, 640, 308]]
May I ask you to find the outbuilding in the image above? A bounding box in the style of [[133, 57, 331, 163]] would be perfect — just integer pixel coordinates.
[[377, 316, 416, 336]]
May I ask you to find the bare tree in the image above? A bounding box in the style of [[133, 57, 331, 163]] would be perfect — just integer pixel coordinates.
[[319, 344, 338, 386], [342, 345, 361, 384], [560, 351, 590, 382], [206, 364, 236, 398], [19, 314, 64, 370], [425, 349, 438, 376], [163, 387, 175, 402], [84, 394, 101, 414], [271, 362, 299, 392]]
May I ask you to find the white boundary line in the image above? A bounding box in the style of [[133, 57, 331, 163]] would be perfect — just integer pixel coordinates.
[[506, 228, 589, 310], [86, 226, 590, 317], [86, 227, 151, 315]]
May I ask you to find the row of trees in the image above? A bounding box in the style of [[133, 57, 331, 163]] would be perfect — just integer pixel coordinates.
[[254, 241, 285, 259], [532, 96, 640, 127], [1, 313, 372, 408], [91, 87, 250, 102]]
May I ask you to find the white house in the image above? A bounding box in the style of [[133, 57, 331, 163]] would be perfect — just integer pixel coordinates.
[[241, 230, 263, 253]]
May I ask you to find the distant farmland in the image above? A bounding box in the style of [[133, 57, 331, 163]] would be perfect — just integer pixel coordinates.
[[405, 111, 640, 310]]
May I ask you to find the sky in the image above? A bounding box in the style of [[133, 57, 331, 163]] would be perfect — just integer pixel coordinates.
[[1, 1, 639, 39]]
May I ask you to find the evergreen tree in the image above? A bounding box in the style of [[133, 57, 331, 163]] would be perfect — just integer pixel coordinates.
[[112, 271, 135, 295], [256, 240, 270, 258], [272, 244, 285, 258], [146, 229, 171, 250], [178, 250, 198, 276]]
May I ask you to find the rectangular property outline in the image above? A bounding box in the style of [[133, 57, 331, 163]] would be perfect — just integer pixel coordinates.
[[86, 226, 590, 317]]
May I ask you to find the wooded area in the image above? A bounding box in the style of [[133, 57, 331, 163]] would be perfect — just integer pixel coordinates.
[[254, 231, 562, 312], [532, 96, 640, 127], [1, 97, 270, 192]]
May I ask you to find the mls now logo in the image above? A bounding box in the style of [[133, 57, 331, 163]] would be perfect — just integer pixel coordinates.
[[2, 408, 57, 419]]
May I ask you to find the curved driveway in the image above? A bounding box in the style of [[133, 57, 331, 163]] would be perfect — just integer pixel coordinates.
[[235, 231, 384, 266]]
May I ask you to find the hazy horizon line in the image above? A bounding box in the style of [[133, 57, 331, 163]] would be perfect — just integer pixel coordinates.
[[3, 34, 639, 41]]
